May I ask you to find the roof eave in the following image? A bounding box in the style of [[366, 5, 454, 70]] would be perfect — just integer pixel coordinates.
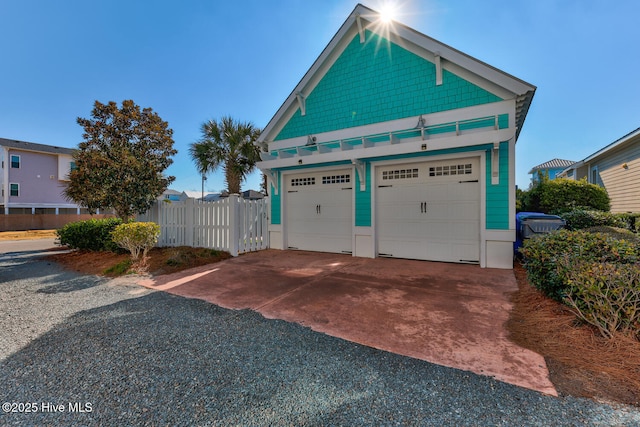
[[258, 3, 537, 144]]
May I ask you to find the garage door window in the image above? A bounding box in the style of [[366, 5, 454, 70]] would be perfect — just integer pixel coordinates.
[[382, 168, 419, 180], [322, 174, 350, 184], [291, 177, 315, 186], [429, 163, 472, 177]]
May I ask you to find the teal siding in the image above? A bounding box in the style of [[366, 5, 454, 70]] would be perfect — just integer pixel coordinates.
[[275, 31, 502, 141], [355, 163, 371, 227], [270, 174, 281, 225], [485, 141, 510, 229]]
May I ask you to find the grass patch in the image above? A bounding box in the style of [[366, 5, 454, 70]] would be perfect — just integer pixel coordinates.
[[103, 259, 133, 276]]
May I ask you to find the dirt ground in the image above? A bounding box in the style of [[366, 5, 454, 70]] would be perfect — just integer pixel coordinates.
[[0, 230, 57, 240], [6, 230, 637, 407]]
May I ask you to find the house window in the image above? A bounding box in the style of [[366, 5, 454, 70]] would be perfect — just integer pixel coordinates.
[[10, 155, 20, 168], [590, 166, 601, 186], [10, 183, 19, 197], [70, 161, 77, 172]]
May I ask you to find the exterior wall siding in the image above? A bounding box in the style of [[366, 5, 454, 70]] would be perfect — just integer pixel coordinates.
[[355, 163, 371, 227], [275, 31, 502, 141], [593, 144, 640, 213], [270, 174, 281, 225], [486, 141, 510, 229], [7, 150, 68, 204]]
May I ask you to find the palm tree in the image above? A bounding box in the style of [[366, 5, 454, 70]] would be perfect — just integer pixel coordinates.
[[189, 116, 261, 195]]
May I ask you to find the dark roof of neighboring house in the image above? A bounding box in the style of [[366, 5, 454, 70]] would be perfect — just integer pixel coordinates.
[[528, 158, 576, 174], [0, 138, 75, 155], [242, 190, 265, 200]]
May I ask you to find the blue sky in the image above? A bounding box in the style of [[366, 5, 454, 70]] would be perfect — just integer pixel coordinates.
[[1, 0, 639, 193]]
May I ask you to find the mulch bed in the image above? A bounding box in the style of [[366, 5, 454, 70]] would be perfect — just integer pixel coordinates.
[[507, 262, 640, 406]]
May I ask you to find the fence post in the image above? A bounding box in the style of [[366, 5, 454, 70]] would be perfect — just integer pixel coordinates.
[[185, 198, 194, 247], [228, 194, 239, 256]]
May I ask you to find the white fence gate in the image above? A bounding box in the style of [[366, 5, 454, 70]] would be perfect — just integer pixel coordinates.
[[138, 195, 269, 256]]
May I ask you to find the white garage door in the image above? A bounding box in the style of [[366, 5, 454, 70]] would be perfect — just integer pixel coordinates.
[[285, 169, 353, 254], [376, 158, 480, 263]]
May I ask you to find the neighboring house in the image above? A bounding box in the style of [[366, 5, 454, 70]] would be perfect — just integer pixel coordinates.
[[528, 158, 575, 184], [179, 190, 265, 202], [160, 189, 189, 202], [256, 4, 536, 269], [0, 138, 81, 214], [241, 190, 265, 200], [559, 127, 640, 213]]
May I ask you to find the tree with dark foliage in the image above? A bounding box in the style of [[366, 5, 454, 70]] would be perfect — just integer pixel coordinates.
[[65, 100, 176, 220]]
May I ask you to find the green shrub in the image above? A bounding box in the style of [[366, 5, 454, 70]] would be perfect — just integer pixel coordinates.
[[561, 209, 627, 230], [111, 222, 160, 260], [57, 217, 123, 251], [520, 178, 610, 213], [563, 262, 640, 339], [520, 230, 639, 301], [583, 226, 640, 244]]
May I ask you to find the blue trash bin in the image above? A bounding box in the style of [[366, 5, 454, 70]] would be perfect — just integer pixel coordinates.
[[514, 212, 566, 257]]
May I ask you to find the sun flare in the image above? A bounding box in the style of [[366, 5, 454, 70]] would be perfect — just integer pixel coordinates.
[[379, 3, 399, 23]]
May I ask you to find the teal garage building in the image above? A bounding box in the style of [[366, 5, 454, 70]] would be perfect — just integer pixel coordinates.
[[256, 4, 536, 269]]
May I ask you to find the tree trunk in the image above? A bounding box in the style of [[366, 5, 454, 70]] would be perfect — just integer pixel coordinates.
[[225, 162, 241, 194]]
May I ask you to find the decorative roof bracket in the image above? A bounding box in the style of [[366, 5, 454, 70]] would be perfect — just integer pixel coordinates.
[[356, 14, 365, 43], [264, 169, 279, 195], [295, 92, 306, 116], [352, 159, 367, 191], [434, 52, 443, 86]]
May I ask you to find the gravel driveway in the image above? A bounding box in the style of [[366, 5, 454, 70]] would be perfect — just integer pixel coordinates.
[[1, 250, 639, 426]]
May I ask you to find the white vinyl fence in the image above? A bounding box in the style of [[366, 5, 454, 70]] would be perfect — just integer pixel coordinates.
[[138, 195, 268, 256]]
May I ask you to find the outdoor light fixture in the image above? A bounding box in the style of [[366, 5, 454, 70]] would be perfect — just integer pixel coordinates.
[[414, 115, 426, 129], [306, 135, 317, 146], [622, 163, 629, 169]]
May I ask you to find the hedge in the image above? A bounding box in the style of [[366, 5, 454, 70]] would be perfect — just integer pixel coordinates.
[[520, 229, 639, 301], [56, 218, 123, 251]]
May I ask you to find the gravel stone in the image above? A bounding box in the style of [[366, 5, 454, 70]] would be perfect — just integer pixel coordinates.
[[1, 251, 639, 426]]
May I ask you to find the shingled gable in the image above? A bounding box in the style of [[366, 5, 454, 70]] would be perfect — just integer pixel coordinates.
[[258, 3, 536, 151], [256, 3, 536, 269]]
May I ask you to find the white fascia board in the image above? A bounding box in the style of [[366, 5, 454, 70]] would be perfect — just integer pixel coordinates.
[[258, 13, 362, 143], [583, 128, 640, 163], [269, 100, 514, 151], [258, 3, 534, 145], [402, 31, 535, 96], [257, 128, 514, 170]]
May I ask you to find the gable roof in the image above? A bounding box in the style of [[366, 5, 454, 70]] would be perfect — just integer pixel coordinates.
[[583, 126, 640, 163], [259, 3, 536, 144], [0, 137, 75, 156], [528, 158, 576, 174]]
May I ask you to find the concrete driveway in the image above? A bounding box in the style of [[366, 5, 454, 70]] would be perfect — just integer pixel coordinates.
[[138, 250, 556, 396]]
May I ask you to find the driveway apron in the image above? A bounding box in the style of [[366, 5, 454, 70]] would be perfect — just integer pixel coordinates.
[[138, 249, 557, 396]]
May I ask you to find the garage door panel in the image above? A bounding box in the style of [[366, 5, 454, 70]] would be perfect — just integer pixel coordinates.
[[286, 169, 352, 254], [377, 158, 480, 263]]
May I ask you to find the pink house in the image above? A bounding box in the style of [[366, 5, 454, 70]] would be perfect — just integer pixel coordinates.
[[0, 138, 80, 214]]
